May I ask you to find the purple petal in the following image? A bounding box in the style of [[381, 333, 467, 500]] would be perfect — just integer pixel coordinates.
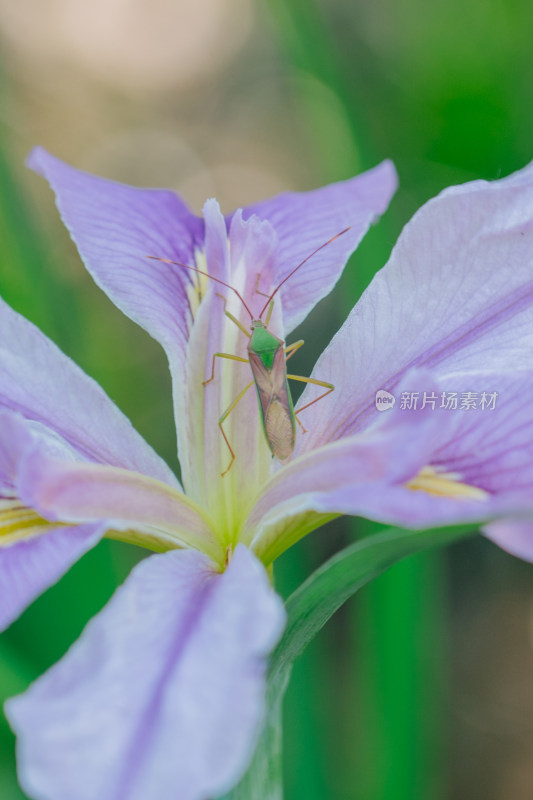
[[18, 447, 223, 561], [238, 160, 398, 334], [0, 295, 178, 485], [295, 162, 533, 452], [428, 371, 533, 496], [28, 147, 203, 371], [318, 369, 533, 531], [6, 546, 285, 800], [0, 523, 103, 631], [248, 370, 533, 562]]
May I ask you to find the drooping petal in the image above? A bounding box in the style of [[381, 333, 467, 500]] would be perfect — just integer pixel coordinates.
[[248, 370, 533, 563], [0, 295, 178, 486], [238, 160, 398, 334], [18, 447, 223, 562], [427, 371, 533, 495], [0, 410, 214, 626], [0, 523, 103, 632], [28, 147, 203, 373], [0, 414, 103, 629], [6, 546, 285, 800], [359, 369, 533, 531], [296, 162, 533, 452]]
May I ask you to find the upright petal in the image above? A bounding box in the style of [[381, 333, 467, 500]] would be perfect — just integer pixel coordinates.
[[238, 160, 398, 334], [0, 296, 178, 486], [6, 546, 285, 800], [29, 152, 277, 505], [180, 204, 277, 532], [0, 523, 103, 631], [28, 147, 203, 372], [295, 162, 533, 452]]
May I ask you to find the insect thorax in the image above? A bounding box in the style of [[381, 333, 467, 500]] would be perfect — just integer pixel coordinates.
[[249, 322, 283, 370]]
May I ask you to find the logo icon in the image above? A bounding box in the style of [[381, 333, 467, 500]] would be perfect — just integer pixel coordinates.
[[375, 389, 396, 411]]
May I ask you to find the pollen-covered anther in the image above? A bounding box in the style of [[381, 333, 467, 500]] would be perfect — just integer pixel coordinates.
[[405, 465, 489, 501]]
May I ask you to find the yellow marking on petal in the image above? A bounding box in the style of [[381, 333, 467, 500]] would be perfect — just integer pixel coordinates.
[[0, 498, 52, 546], [406, 466, 489, 501], [186, 249, 210, 318]]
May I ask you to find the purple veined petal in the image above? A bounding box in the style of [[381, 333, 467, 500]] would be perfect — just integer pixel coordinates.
[[236, 160, 398, 334], [295, 162, 533, 453], [353, 369, 533, 532], [426, 371, 533, 496], [0, 523, 104, 631], [248, 369, 533, 563], [6, 546, 286, 800], [348, 369, 533, 532], [0, 411, 106, 630], [0, 295, 179, 486], [18, 447, 224, 562], [180, 203, 277, 524], [28, 148, 203, 374]]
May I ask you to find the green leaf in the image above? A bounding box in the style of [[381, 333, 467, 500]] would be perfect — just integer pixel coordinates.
[[269, 524, 476, 697], [218, 697, 283, 800]]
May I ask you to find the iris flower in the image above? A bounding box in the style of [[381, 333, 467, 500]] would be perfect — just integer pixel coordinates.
[[2, 150, 533, 800]]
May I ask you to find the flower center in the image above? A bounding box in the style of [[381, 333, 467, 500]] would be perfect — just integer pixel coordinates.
[[406, 466, 489, 501]]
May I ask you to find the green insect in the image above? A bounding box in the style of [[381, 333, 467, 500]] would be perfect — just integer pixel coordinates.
[[150, 228, 349, 475]]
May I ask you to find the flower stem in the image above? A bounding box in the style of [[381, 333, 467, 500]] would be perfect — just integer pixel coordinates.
[[349, 538, 449, 799]]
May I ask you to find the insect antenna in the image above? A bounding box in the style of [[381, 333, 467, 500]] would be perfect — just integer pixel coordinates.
[[258, 226, 352, 319], [147, 256, 254, 319]]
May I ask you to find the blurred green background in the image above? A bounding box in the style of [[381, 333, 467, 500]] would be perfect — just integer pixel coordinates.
[[1, 0, 533, 797]]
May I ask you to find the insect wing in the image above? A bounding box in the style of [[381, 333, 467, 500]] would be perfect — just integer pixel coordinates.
[[249, 346, 296, 461]]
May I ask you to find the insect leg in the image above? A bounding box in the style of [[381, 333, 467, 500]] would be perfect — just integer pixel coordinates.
[[225, 310, 251, 338], [253, 275, 276, 325], [284, 339, 304, 362], [264, 299, 275, 327], [254, 273, 271, 298], [286, 375, 335, 433], [203, 353, 249, 386], [218, 380, 255, 476], [215, 293, 251, 338]]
